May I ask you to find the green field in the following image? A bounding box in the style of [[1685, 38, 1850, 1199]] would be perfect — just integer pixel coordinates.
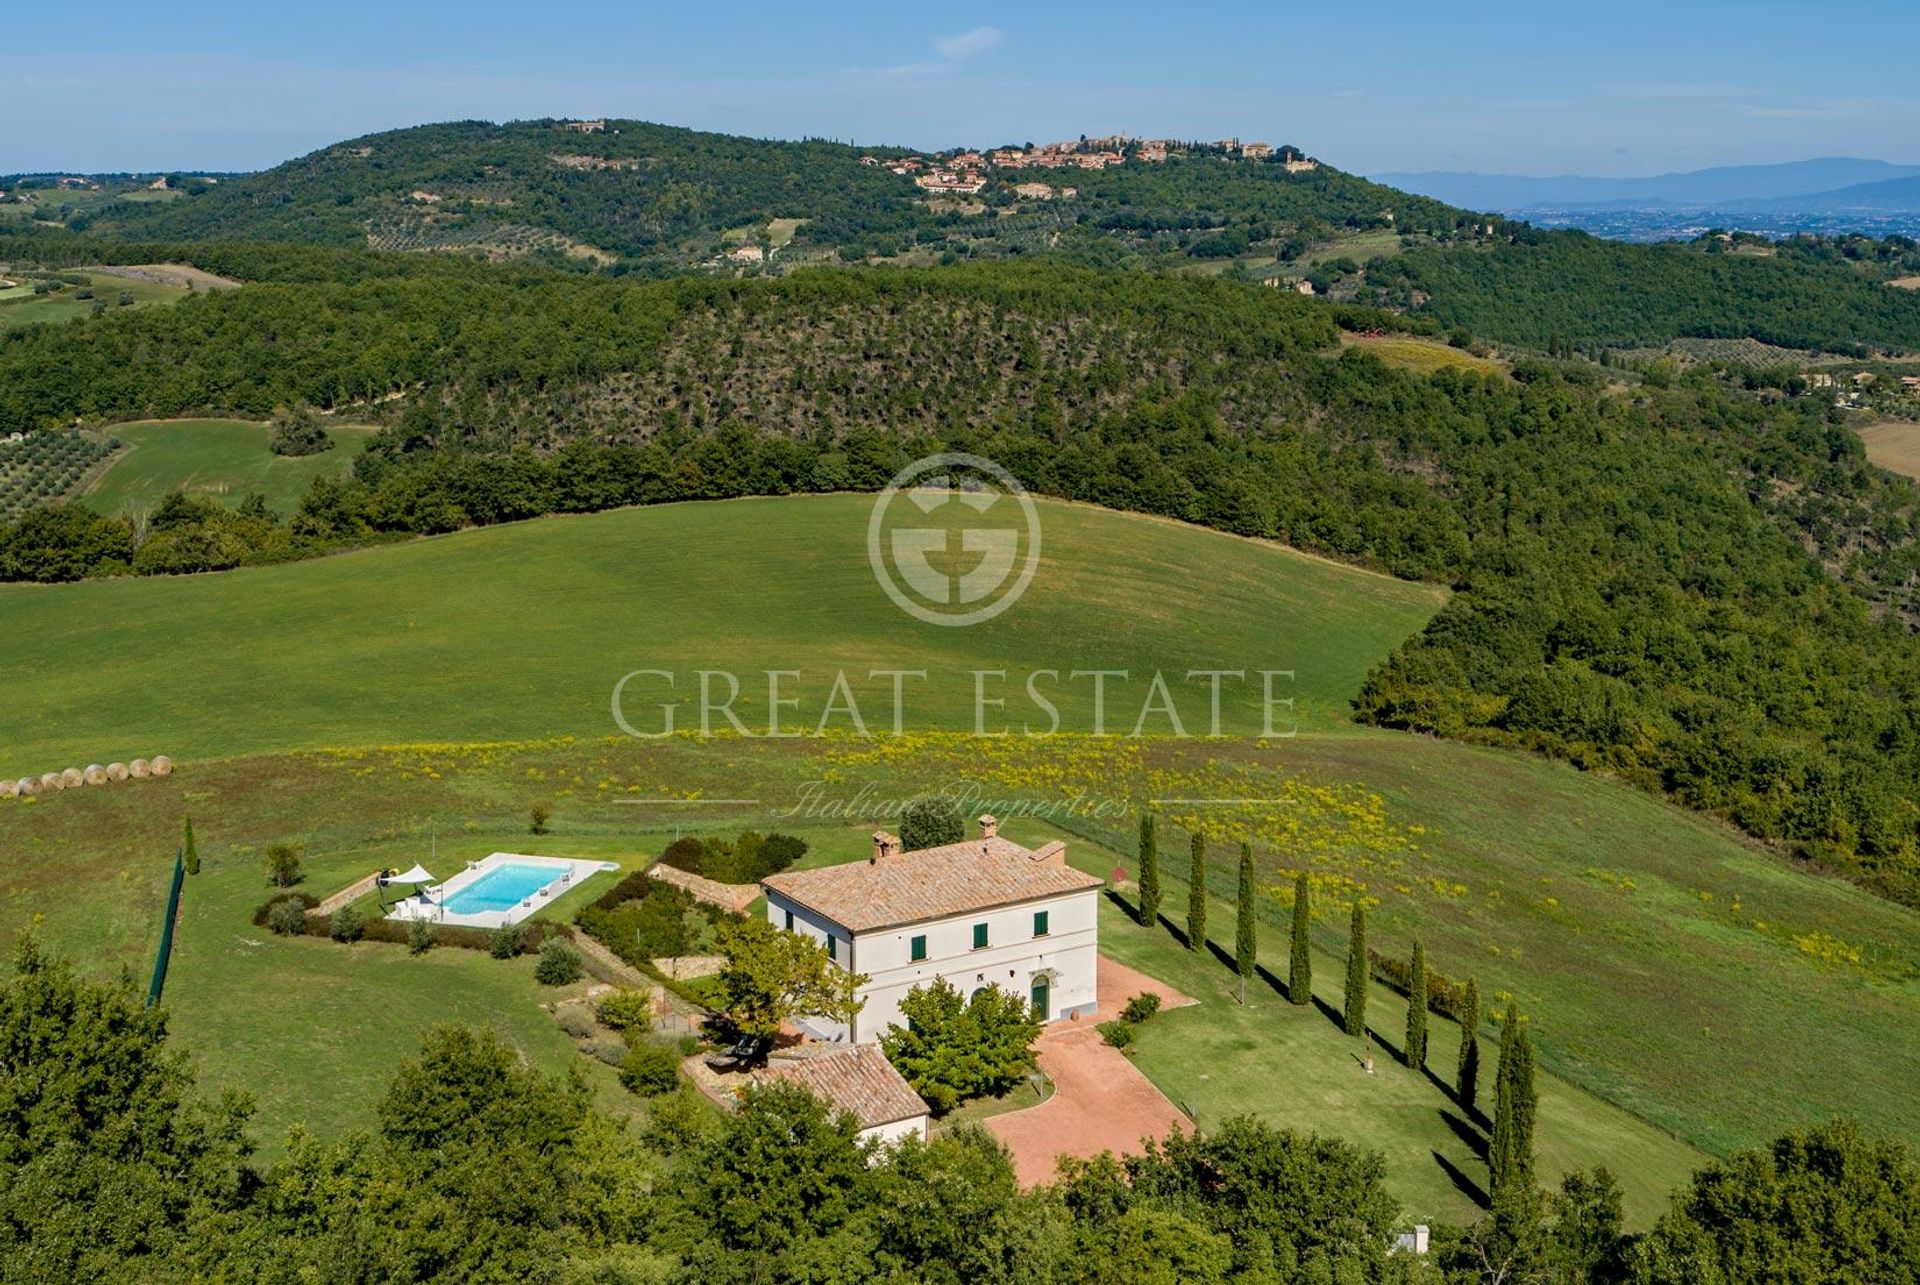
[[0, 269, 187, 331], [0, 494, 1448, 767], [80, 418, 374, 518], [1340, 332, 1507, 376]]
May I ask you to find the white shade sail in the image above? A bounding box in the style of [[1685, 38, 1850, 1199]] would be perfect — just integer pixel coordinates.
[[387, 864, 436, 885]]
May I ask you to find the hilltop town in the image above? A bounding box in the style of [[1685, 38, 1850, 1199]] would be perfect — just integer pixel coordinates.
[[864, 133, 1317, 197]]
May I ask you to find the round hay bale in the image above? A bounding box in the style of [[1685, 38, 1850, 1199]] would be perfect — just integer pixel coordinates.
[[84, 764, 108, 786], [61, 767, 84, 789], [41, 772, 65, 792], [0, 779, 16, 800], [106, 762, 129, 782], [17, 778, 37, 798], [130, 759, 151, 779], [151, 755, 174, 778]]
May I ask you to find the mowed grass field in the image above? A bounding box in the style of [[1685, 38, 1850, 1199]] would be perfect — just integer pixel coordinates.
[[80, 418, 375, 517], [0, 269, 187, 332], [1339, 332, 1507, 377], [0, 494, 1448, 767], [1858, 419, 1920, 481]]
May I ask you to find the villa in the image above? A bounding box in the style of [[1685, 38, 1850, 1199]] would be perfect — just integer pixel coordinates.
[[760, 817, 1102, 1043]]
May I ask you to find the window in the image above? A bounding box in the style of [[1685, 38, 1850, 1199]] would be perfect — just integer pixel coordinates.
[[783, 909, 794, 931], [910, 934, 928, 962], [827, 935, 838, 962], [972, 922, 989, 950], [1033, 910, 1050, 937]]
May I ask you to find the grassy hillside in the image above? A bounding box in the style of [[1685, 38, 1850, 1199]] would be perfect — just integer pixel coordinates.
[[80, 418, 374, 517], [0, 494, 1447, 766]]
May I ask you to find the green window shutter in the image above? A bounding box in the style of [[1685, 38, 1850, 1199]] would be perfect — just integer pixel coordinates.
[[784, 909, 794, 930], [911, 934, 927, 961], [1034, 910, 1049, 937], [827, 935, 837, 961], [973, 922, 989, 950]]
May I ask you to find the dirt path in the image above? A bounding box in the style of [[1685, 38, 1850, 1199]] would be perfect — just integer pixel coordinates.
[[984, 956, 1195, 1185]]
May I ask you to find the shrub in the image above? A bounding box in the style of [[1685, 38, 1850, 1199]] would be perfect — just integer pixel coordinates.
[[583, 1036, 631, 1068], [529, 802, 551, 835], [264, 842, 303, 888], [595, 988, 655, 1036], [328, 905, 365, 943], [489, 922, 527, 959], [658, 836, 707, 874], [253, 891, 318, 927], [269, 900, 310, 936], [407, 918, 435, 955], [1122, 992, 1162, 1024], [555, 1005, 595, 1039], [1098, 1019, 1138, 1052], [619, 1041, 683, 1097], [534, 938, 584, 985], [900, 796, 964, 851], [268, 404, 331, 457]]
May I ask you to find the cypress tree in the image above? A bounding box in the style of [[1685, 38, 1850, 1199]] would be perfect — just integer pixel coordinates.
[[1405, 939, 1429, 1070], [1510, 1016, 1537, 1186], [1186, 832, 1207, 952], [183, 815, 199, 876], [1457, 975, 1481, 1113], [1343, 902, 1367, 1037], [1234, 842, 1256, 1003], [1490, 1002, 1521, 1190], [1137, 812, 1161, 927], [1288, 871, 1312, 1006]]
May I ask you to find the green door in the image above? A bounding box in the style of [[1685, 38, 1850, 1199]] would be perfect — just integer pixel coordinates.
[[1030, 979, 1050, 1021]]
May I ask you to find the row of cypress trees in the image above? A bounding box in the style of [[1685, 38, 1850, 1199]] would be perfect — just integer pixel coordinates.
[[1134, 812, 1536, 1188]]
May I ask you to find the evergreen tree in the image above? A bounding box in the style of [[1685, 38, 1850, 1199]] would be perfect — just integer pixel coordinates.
[[1457, 975, 1481, 1113], [1490, 1002, 1537, 1191], [1234, 842, 1256, 1003], [1288, 871, 1312, 1007], [1186, 832, 1207, 952], [1405, 939, 1428, 1070], [1137, 812, 1161, 927], [183, 815, 199, 876], [1343, 902, 1367, 1037], [1510, 1014, 1537, 1186]]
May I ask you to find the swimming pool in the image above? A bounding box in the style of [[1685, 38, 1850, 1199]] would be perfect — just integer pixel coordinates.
[[440, 862, 567, 915]]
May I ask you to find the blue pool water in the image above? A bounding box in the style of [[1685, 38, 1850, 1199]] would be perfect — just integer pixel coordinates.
[[442, 863, 562, 915]]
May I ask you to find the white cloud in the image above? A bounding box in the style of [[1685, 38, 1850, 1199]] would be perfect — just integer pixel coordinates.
[[935, 27, 1004, 60]]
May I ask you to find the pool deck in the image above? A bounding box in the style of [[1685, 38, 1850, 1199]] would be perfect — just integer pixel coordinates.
[[387, 852, 620, 929]]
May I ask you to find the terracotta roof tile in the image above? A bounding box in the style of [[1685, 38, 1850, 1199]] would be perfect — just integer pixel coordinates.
[[762, 837, 1102, 933], [754, 1045, 927, 1129]]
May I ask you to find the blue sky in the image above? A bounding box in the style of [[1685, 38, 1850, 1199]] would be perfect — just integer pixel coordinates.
[[8, 1, 1918, 177]]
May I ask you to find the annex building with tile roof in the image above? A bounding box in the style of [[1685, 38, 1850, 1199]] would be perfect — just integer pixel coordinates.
[[752, 1045, 931, 1146], [761, 816, 1103, 1043]]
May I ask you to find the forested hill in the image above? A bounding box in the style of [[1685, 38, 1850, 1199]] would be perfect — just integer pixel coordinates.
[[5, 254, 1920, 908], [81, 118, 1465, 269], [30, 115, 1920, 355]]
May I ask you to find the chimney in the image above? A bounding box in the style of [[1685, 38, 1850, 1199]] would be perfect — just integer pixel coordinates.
[[978, 814, 999, 840], [871, 831, 901, 864], [1034, 840, 1067, 867]]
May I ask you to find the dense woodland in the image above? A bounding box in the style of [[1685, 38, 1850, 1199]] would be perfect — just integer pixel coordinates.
[[1372, 228, 1920, 355], [5, 255, 1920, 904], [6, 940, 1917, 1284]]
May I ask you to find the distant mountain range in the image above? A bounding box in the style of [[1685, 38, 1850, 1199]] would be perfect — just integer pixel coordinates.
[[1374, 158, 1920, 212]]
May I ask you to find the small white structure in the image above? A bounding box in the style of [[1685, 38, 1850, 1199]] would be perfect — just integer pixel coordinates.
[[761, 816, 1102, 1044], [752, 1044, 930, 1148]]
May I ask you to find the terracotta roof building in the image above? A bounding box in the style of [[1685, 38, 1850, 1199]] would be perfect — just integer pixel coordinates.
[[754, 1045, 930, 1145], [762, 818, 1103, 1043]]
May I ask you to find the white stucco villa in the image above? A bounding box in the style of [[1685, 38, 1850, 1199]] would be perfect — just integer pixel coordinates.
[[760, 816, 1103, 1043]]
